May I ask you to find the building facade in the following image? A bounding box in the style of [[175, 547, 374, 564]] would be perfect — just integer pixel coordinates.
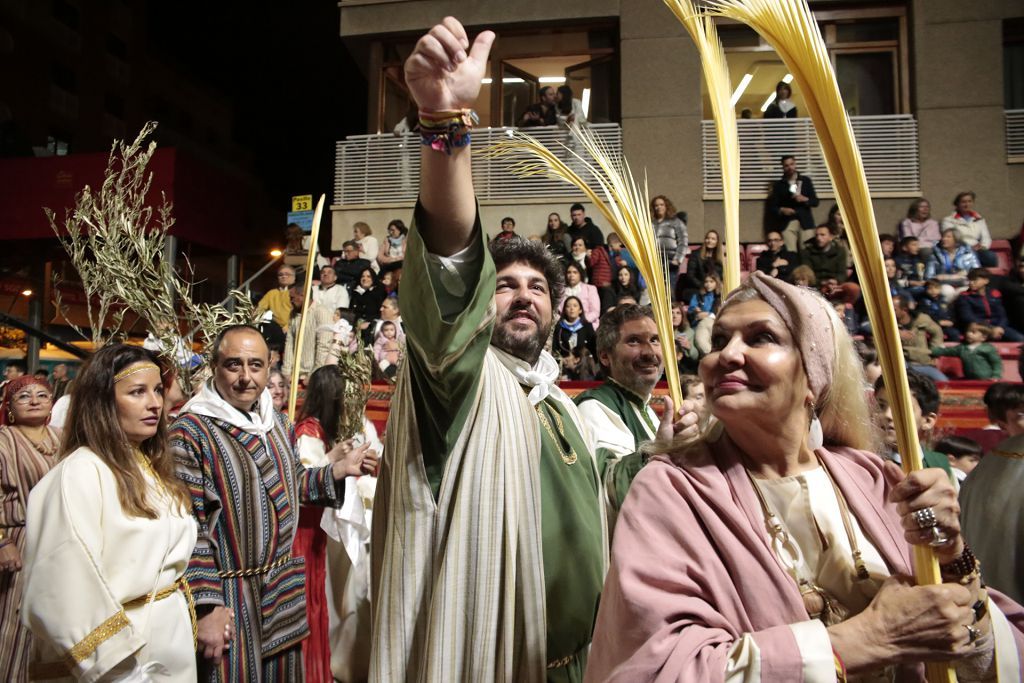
[[334, 0, 1024, 248]]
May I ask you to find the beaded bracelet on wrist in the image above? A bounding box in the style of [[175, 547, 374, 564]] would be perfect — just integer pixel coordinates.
[[939, 544, 979, 578], [419, 109, 478, 154]]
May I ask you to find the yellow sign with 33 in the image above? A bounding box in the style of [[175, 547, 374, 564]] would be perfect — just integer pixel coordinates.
[[291, 194, 313, 212]]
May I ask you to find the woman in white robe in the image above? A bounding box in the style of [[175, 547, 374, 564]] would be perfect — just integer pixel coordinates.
[[21, 344, 206, 682]]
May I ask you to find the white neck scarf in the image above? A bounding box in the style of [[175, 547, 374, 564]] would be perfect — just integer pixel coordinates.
[[491, 347, 560, 406], [180, 380, 277, 435]]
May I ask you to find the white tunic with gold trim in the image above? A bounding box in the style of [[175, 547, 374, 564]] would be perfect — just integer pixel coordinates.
[[21, 447, 197, 682]]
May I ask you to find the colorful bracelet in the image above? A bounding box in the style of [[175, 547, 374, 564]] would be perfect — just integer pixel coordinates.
[[833, 647, 848, 683], [419, 109, 478, 154]]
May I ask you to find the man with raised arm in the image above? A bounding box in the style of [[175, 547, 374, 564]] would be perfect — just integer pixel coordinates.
[[369, 18, 691, 683]]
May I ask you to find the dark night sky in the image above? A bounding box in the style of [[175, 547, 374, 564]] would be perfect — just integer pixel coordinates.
[[146, 1, 368, 213]]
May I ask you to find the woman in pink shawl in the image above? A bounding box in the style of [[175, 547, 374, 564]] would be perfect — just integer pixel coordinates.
[[587, 271, 1024, 682]]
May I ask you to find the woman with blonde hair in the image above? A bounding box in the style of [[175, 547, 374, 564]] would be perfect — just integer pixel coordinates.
[[353, 222, 380, 270], [22, 344, 209, 681], [588, 272, 1024, 681]]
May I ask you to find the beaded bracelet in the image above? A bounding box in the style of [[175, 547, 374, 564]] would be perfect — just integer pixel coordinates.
[[419, 109, 478, 154]]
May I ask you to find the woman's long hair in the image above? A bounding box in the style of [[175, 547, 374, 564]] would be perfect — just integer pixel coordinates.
[[560, 295, 588, 324], [652, 285, 879, 459], [60, 344, 189, 517], [298, 365, 347, 446]]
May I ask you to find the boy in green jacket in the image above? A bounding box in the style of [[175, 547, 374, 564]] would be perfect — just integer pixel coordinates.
[[931, 321, 1003, 380]]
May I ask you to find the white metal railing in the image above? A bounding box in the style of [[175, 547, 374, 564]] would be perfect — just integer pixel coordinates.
[[334, 123, 622, 207], [701, 115, 920, 199], [1007, 109, 1024, 163]]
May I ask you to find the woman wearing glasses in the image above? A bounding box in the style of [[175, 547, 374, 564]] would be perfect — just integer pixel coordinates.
[[0, 374, 59, 681]]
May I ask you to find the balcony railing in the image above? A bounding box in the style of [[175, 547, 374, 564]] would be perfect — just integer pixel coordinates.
[[334, 123, 623, 207], [1007, 109, 1024, 164], [701, 115, 920, 199]]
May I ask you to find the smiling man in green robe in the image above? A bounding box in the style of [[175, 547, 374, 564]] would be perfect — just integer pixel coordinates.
[[368, 17, 691, 683]]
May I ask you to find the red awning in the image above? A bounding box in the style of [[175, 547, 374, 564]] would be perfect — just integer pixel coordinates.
[[0, 148, 246, 252]]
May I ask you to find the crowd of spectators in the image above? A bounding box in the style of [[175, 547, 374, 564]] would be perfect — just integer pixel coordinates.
[[253, 166, 1021, 393]]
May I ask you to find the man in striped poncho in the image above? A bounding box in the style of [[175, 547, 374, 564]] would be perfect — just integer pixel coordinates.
[[171, 325, 377, 682], [369, 18, 692, 683]]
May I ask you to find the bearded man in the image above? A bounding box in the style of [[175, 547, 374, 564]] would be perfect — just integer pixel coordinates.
[[369, 17, 691, 683]]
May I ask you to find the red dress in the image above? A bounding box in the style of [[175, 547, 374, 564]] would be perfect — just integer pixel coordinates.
[[293, 417, 332, 683]]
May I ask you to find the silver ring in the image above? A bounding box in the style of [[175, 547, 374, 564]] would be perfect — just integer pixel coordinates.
[[927, 526, 951, 547], [912, 507, 937, 529], [966, 624, 980, 645]]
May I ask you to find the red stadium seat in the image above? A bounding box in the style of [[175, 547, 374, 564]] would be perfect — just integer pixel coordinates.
[[990, 239, 1013, 276], [745, 243, 770, 273], [935, 355, 964, 379]]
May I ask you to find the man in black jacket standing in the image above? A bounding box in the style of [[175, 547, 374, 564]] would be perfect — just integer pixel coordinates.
[[766, 155, 818, 252]]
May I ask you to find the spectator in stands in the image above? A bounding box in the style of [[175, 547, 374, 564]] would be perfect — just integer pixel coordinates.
[[373, 320, 405, 379], [651, 195, 687, 290], [833, 300, 858, 337], [568, 203, 605, 247], [800, 225, 849, 285], [873, 369, 954, 475], [311, 264, 350, 314], [679, 374, 705, 418], [687, 274, 721, 325], [917, 278, 961, 341], [353, 222, 379, 269], [335, 240, 373, 288], [671, 302, 699, 375], [561, 262, 602, 330], [377, 219, 408, 275], [50, 363, 71, 400], [857, 344, 883, 388], [349, 268, 387, 325], [762, 80, 797, 118], [960, 382, 1024, 603], [555, 85, 587, 127], [926, 228, 979, 302], [606, 233, 637, 272], [955, 267, 1024, 341], [878, 233, 897, 260], [755, 230, 796, 282], [612, 266, 643, 309], [884, 258, 912, 301], [553, 295, 597, 360], [519, 86, 557, 127], [931, 322, 1003, 380], [677, 230, 724, 302], [542, 213, 572, 264], [363, 296, 403, 344], [766, 155, 818, 251], [256, 265, 297, 329], [899, 197, 941, 252], [895, 236, 928, 292], [934, 435, 983, 483], [790, 264, 816, 288], [491, 216, 517, 243], [941, 191, 995, 267], [892, 294, 948, 382]]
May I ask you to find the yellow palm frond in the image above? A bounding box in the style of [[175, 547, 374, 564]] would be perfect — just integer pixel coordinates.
[[486, 127, 682, 409], [664, 0, 741, 294]]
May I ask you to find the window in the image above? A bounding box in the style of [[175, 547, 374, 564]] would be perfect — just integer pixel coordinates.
[[47, 134, 70, 156], [706, 10, 907, 118], [377, 23, 618, 130], [1006, 18, 1024, 109]]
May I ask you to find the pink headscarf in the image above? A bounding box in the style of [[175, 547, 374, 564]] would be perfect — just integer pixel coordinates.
[[725, 271, 837, 403], [1, 375, 53, 426]]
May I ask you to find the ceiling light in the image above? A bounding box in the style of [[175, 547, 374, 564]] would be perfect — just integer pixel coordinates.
[[730, 73, 753, 107], [481, 77, 493, 84], [270, 249, 283, 258], [581, 88, 591, 118], [760, 92, 776, 112], [538, 76, 566, 84], [782, 73, 794, 84]]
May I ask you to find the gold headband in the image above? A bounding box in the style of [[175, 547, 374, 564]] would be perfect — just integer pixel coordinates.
[[113, 362, 160, 383]]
